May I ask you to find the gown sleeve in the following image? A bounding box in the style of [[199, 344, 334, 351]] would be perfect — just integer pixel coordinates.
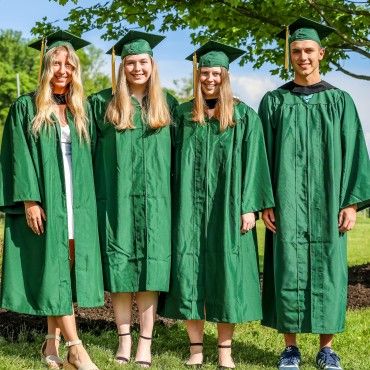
[[240, 105, 275, 214], [339, 92, 370, 211], [85, 99, 97, 156], [0, 98, 41, 213], [258, 92, 275, 178]]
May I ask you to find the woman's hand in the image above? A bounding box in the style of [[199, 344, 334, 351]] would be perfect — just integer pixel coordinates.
[[240, 212, 256, 233], [24, 201, 46, 235], [262, 208, 276, 233]]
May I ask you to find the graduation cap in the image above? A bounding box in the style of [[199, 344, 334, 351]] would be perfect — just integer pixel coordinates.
[[277, 17, 335, 70], [106, 30, 165, 94], [186, 41, 245, 97], [28, 30, 91, 82]]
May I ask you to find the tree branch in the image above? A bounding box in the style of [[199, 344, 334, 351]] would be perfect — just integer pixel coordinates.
[[331, 61, 370, 80], [316, 1, 370, 16], [307, 0, 370, 48], [216, 0, 282, 27]]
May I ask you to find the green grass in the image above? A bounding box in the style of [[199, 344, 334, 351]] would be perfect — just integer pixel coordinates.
[[0, 308, 369, 370]]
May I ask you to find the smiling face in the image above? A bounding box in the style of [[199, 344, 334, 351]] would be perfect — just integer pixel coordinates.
[[199, 66, 222, 99], [290, 39, 325, 83], [50, 48, 74, 94], [124, 53, 153, 88]]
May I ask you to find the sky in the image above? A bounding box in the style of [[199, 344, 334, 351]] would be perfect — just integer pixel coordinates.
[[1, 0, 369, 150]]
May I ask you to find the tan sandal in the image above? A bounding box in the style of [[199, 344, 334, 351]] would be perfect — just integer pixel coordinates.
[[41, 334, 63, 369], [63, 339, 99, 370]]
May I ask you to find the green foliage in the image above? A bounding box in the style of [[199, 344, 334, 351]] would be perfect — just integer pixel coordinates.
[[77, 45, 110, 96], [166, 75, 193, 103], [36, 0, 370, 80], [0, 30, 39, 124]]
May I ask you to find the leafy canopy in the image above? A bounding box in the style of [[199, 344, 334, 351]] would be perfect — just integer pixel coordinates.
[[33, 0, 370, 81]]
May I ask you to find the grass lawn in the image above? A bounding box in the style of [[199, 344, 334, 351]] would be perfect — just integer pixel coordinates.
[[0, 308, 369, 370]]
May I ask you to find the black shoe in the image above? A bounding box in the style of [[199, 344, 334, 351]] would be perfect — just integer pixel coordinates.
[[135, 335, 152, 368], [115, 332, 131, 365], [218, 344, 235, 369]]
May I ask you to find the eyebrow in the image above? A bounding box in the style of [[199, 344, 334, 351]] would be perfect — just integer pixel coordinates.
[[291, 47, 316, 51]]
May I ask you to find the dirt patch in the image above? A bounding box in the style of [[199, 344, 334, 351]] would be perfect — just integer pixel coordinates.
[[347, 263, 370, 309], [0, 264, 369, 340]]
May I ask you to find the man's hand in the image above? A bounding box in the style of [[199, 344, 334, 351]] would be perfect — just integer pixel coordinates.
[[24, 201, 46, 235], [262, 208, 276, 233], [338, 204, 357, 233], [240, 212, 256, 233]]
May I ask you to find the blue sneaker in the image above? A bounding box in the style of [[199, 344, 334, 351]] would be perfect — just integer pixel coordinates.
[[316, 347, 343, 370], [277, 346, 301, 370]]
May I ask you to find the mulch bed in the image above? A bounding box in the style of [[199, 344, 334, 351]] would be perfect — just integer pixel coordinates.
[[0, 264, 369, 341]]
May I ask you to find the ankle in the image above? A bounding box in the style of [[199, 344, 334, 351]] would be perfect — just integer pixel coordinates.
[[189, 342, 203, 355]]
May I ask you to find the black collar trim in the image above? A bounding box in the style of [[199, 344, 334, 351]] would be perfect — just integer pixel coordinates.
[[279, 80, 336, 95], [52, 93, 67, 105]]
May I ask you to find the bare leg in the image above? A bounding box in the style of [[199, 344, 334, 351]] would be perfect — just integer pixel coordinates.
[[186, 320, 205, 365], [55, 311, 95, 367], [217, 323, 235, 368], [320, 334, 334, 349], [284, 333, 298, 347], [44, 317, 61, 356], [111, 292, 133, 363], [135, 291, 158, 367]]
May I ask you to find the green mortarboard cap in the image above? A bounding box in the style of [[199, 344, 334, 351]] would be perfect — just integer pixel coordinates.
[[106, 30, 165, 58], [28, 30, 90, 52], [186, 41, 245, 70], [277, 17, 335, 46]]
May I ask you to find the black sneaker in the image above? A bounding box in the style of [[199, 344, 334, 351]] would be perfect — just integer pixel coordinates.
[[277, 345, 301, 370], [316, 347, 343, 370]]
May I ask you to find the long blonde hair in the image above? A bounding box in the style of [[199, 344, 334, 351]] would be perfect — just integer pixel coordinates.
[[192, 67, 235, 131], [32, 44, 88, 140], [105, 56, 171, 130]]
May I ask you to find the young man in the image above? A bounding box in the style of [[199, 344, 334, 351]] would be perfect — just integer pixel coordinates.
[[259, 17, 370, 370]]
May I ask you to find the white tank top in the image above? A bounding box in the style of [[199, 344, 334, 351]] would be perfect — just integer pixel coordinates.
[[60, 125, 74, 239]]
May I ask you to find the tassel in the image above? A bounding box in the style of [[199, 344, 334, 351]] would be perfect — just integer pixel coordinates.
[[111, 46, 116, 95], [38, 37, 46, 82], [192, 52, 198, 99], [284, 25, 290, 71]]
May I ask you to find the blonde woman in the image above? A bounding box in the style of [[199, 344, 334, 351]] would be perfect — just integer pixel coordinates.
[[89, 31, 178, 368], [0, 31, 103, 370], [159, 41, 274, 369]]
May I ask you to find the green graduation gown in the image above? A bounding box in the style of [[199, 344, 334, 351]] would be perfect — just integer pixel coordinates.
[[259, 81, 370, 333], [89, 88, 178, 292], [160, 100, 275, 323], [0, 93, 104, 316]]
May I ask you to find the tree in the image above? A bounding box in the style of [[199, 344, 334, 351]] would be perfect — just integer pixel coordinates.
[[164, 76, 193, 103], [77, 45, 110, 96], [33, 0, 370, 81], [0, 29, 110, 126], [0, 30, 39, 125]]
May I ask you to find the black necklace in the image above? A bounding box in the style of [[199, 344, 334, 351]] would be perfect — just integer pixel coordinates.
[[205, 98, 218, 109], [53, 93, 67, 105]]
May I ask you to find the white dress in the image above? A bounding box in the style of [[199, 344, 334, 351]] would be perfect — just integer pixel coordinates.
[[60, 125, 74, 239]]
